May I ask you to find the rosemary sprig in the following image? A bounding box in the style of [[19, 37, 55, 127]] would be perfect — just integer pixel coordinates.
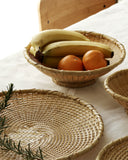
[[0, 83, 13, 134], [0, 136, 44, 160], [0, 84, 44, 160], [0, 116, 8, 135], [0, 83, 14, 111]]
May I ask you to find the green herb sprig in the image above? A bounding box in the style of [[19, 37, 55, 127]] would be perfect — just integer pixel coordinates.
[[0, 84, 44, 160], [0, 137, 44, 160], [0, 83, 14, 112], [0, 116, 8, 135]]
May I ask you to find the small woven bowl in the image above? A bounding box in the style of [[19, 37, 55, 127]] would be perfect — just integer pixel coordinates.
[[104, 69, 128, 112], [24, 31, 126, 88], [96, 136, 128, 160], [0, 89, 103, 160]]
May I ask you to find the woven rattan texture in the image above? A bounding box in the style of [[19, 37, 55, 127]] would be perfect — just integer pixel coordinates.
[[96, 136, 128, 160], [0, 89, 103, 160], [104, 69, 128, 111], [24, 31, 126, 88]]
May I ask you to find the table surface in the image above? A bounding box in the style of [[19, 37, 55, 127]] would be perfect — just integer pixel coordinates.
[[0, 0, 128, 159]]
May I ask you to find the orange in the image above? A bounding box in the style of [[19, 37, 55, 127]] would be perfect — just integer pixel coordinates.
[[58, 55, 84, 71], [82, 50, 107, 70]]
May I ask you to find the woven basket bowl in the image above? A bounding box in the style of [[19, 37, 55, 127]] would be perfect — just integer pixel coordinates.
[[24, 31, 126, 88], [104, 69, 128, 112], [0, 89, 103, 160], [96, 136, 128, 160]]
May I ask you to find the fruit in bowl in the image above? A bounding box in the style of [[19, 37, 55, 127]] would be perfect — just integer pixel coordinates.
[[28, 29, 114, 70], [24, 29, 125, 88], [58, 55, 84, 71]]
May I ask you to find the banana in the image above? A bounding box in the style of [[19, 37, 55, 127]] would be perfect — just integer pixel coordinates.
[[42, 56, 83, 68], [30, 29, 89, 56], [42, 41, 114, 58], [42, 56, 63, 68]]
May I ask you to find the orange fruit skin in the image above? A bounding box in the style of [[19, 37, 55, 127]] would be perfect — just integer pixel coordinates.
[[58, 55, 84, 71], [82, 50, 107, 70]]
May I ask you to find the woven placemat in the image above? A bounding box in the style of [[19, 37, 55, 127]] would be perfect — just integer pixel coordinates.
[[96, 136, 128, 160], [0, 89, 103, 160]]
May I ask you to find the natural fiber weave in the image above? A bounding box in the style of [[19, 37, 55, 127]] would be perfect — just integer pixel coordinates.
[[24, 31, 126, 88], [96, 136, 128, 160], [0, 89, 103, 160], [104, 69, 128, 112]]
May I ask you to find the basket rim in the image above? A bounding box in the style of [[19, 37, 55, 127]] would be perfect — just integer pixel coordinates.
[[0, 88, 104, 160], [24, 30, 126, 75], [96, 136, 128, 160], [104, 69, 128, 102]]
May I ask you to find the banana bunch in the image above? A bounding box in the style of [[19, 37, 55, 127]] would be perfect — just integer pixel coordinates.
[[30, 29, 89, 56], [29, 29, 114, 68]]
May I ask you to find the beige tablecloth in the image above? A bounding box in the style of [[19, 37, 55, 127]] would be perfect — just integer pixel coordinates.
[[0, 0, 128, 159]]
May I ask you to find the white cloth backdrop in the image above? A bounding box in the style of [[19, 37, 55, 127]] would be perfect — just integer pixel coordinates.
[[0, 0, 39, 60], [0, 0, 128, 159]]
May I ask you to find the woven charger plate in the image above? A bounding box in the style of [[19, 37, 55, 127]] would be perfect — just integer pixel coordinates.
[[24, 31, 126, 88], [0, 89, 103, 160], [96, 136, 128, 160], [104, 69, 128, 112]]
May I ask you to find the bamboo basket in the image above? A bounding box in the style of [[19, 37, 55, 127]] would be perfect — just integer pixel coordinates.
[[104, 69, 128, 112], [0, 89, 103, 160], [24, 31, 126, 88], [96, 136, 128, 160]]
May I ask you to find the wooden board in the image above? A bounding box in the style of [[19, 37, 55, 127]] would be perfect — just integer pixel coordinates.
[[38, 0, 117, 30]]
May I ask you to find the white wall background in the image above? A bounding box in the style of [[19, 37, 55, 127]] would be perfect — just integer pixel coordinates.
[[0, 0, 40, 60]]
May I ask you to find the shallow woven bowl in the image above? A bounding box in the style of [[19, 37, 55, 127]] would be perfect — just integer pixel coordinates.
[[104, 69, 128, 112], [0, 89, 103, 160], [24, 31, 126, 88], [96, 136, 128, 160]]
